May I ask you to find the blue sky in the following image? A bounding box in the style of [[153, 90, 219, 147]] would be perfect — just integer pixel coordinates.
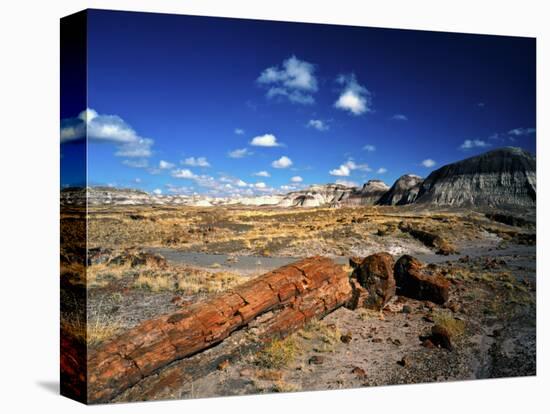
[[60, 10, 536, 196]]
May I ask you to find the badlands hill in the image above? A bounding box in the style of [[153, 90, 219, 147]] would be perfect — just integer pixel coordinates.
[[61, 147, 536, 209], [376, 174, 423, 206], [415, 147, 536, 207]]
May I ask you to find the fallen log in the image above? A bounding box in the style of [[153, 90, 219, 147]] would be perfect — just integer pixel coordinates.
[[88, 256, 352, 403]]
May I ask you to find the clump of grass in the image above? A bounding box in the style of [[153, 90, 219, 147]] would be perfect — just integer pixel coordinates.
[[134, 273, 174, 292], [432, 310, 465, 337], [255, 335, 300, 369], [62, 315, 121, 346]]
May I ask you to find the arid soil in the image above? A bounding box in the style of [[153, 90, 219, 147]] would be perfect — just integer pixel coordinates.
[[60, 204, 536, 402]]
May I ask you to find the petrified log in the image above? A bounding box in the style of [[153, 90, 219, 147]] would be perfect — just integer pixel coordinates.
[[351, 252, 396, 310], [394, 255, 450, 304], [88, 256, 352, 403]]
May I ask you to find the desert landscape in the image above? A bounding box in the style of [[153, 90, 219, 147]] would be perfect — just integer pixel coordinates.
[[60, 147, 536, 403]]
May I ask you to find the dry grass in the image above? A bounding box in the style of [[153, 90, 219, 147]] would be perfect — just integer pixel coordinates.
[[62, 315, 121, 346], [255, 335, 301, 369], [432, 310, 465, 337]]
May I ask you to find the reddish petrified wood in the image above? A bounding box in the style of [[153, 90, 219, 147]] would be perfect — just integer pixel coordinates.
[[351, 252, 396, 310], [88, 256, 352, 403], [394, 255, 450, 304]]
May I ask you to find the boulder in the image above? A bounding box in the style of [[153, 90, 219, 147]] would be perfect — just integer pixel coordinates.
[[394, 255, 450, 304], [351, 253, 396, 310]]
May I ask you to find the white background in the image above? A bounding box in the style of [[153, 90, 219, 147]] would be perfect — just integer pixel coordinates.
[[0, 0, 547, 412]]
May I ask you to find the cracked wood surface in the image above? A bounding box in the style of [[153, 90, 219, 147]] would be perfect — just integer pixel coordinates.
[[87, 256, 352, 403]]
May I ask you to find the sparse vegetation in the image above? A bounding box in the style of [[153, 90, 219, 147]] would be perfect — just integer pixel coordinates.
[[255, 335, 300, 369]]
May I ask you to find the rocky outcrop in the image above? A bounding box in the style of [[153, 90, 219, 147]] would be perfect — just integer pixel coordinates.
[[87, 257, 352, 403], [350, 253, 396, 310], [342, 180, 390, 206], [399, 223, 457, 255], [377, 174, 423, 205], [394, 255, 450, 304], [415, 147, 536, 207], [278, 184, 356, 207]]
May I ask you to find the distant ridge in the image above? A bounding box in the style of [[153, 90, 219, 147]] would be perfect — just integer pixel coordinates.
[[61, 147, 536, 209], [415, 147, 536, 207]]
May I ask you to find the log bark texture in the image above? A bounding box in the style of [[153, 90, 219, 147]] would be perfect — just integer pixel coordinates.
[[88, 256, 352, 403]]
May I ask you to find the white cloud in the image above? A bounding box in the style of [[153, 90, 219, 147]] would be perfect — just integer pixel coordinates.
[[335, 179, 359, 187], [363, 144, 376, 152], [508, 127, 536, 136], [290, 176, 303, 183], [307, 119, 329, 131], [330, 159, 370, 176], [172, 168, 196, 179], [377, 167, 387, 174], [159, 160, 174, 169], [153, 188, 162, 195], [391, 114, 408, 121], [228, 148, 253, 158], [254, 182, 267, 189], [460, 139, 490, 150], [334, 74, 372, 115], [272, 156, 293, 169], [421, 159, 436, 168], [234, 128, 245, 135], [182, 156, 210, 167], [61, 108, 154, 158], [236, 179, 248, 187], [257, 56, 318, 104], [250, 134, 281, 147], [329, 165, 351, 176], [253, 171, 271, 177]]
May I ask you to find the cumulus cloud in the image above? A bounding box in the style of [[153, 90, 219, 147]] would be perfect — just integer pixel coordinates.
[[290, 176, 303, 183], [250, 134, 281, 147], [253, 171, 271, 177], [508, 127, 536, 136], [257, 56, 318, 104], [391, 114, 408, 121], [334, 74, 372, 115], [460, 139, 490, 150], [61, 108, 154, 158], [272, 156, 293, 169], [159, 160, 174, 169], [335, 179, 359, 187], [153, 188, 162, 195], [172, 168, 196, 179], [329, 159, 370, 176], [228, 148, 253, 158], [307, 119, 329, 131], [363, 144, 376, 152], [254, 182, 267, 189], [421, 159, 436, 168], [377, 167, 387, 174], [234, 128, 245, 135], [182, 156, 211, 167]]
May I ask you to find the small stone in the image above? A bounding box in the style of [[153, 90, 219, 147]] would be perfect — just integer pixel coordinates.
[[351, 366, 367, 379], [217, 359, 230, 371], [402, 305, 412, 314], [397, 356, 410, 367], [309, 355, 325, 365], [372, 338, 383, 343], [340, 332, 353, 344]]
